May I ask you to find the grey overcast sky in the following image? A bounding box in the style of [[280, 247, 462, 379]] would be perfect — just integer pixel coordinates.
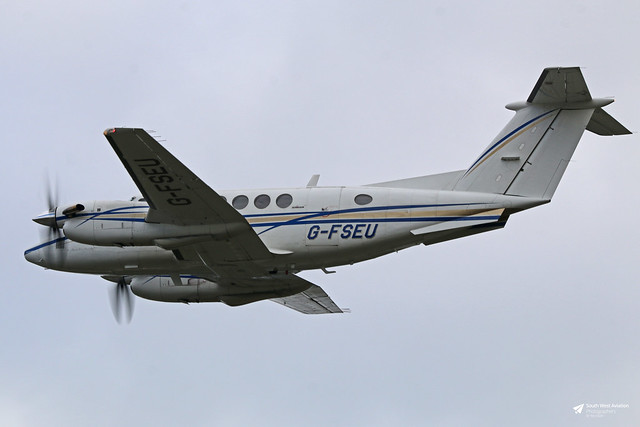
[[2, 1, 639, 426]]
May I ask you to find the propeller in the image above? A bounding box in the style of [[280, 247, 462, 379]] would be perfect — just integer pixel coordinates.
[[40, 178, 67, 264], [108, 277, 135, 324], [35, 177, 85, 266]]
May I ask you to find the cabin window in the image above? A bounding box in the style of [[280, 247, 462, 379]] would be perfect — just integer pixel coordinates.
[[354, 194, 373, 205], [254, 194, 271, 209], [276, 193, 293, 208], [232, 195, 249, 210]]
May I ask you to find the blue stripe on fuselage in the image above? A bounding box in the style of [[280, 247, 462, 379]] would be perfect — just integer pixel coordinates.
[[252, 202, 492, 235]]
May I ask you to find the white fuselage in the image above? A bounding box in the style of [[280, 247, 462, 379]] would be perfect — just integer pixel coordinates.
[[24, 185, 542, 277]]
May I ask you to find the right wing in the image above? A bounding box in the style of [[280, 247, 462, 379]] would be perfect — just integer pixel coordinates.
[[211, 273, 344, 314]]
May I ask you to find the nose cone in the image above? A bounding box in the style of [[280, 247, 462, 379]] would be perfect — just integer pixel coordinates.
[[33, 210, 57, 227]]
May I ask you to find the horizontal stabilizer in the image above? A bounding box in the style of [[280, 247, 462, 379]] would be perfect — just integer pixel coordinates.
[[586, 107, 631, 135], [528, 67, 591, 104]]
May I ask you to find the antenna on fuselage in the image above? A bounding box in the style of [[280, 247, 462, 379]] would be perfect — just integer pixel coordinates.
[[307, 174, 320, 187]]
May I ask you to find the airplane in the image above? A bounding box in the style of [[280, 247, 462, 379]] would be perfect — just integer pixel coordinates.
[[24, 67, 631, 322]]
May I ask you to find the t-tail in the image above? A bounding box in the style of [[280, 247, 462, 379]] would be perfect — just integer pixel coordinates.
[[453, 67, 631, 199]]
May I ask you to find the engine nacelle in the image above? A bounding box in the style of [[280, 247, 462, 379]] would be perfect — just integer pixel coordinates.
[[131, 276, 308, 305], [62, 200, 233, 247], [131, 276, 220, 303], [64, 216, 216, 247]]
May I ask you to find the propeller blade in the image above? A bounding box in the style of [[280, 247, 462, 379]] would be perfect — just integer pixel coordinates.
[[45, 174, 58, 213], [122, 282, 134, 324], [40, 175, 67, 265], [108, 284, 121, 322], [109, 277, 135, 324]]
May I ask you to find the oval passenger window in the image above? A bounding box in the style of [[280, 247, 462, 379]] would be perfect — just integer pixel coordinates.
[[254, 194, 271, 209], [354, 194, 373, 205], [276, 193, 293, 208], [232, 195, 249, 210]]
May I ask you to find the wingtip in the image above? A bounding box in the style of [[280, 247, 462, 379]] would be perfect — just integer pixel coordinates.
[[103, 127, 141, 136]]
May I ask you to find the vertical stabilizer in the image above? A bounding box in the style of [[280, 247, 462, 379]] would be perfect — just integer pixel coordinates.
[[453, 67, 630, 199]]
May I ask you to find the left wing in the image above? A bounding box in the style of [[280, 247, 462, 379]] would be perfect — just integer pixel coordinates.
[[104, 128, 273, 263], [104, 128, 345, 313]]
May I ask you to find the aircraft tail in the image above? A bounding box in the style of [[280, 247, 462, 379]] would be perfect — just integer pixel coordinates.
[[453, 67, 630, 199]]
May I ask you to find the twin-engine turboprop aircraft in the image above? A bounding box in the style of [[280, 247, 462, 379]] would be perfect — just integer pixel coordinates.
[[25, 67, 631, 321]]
